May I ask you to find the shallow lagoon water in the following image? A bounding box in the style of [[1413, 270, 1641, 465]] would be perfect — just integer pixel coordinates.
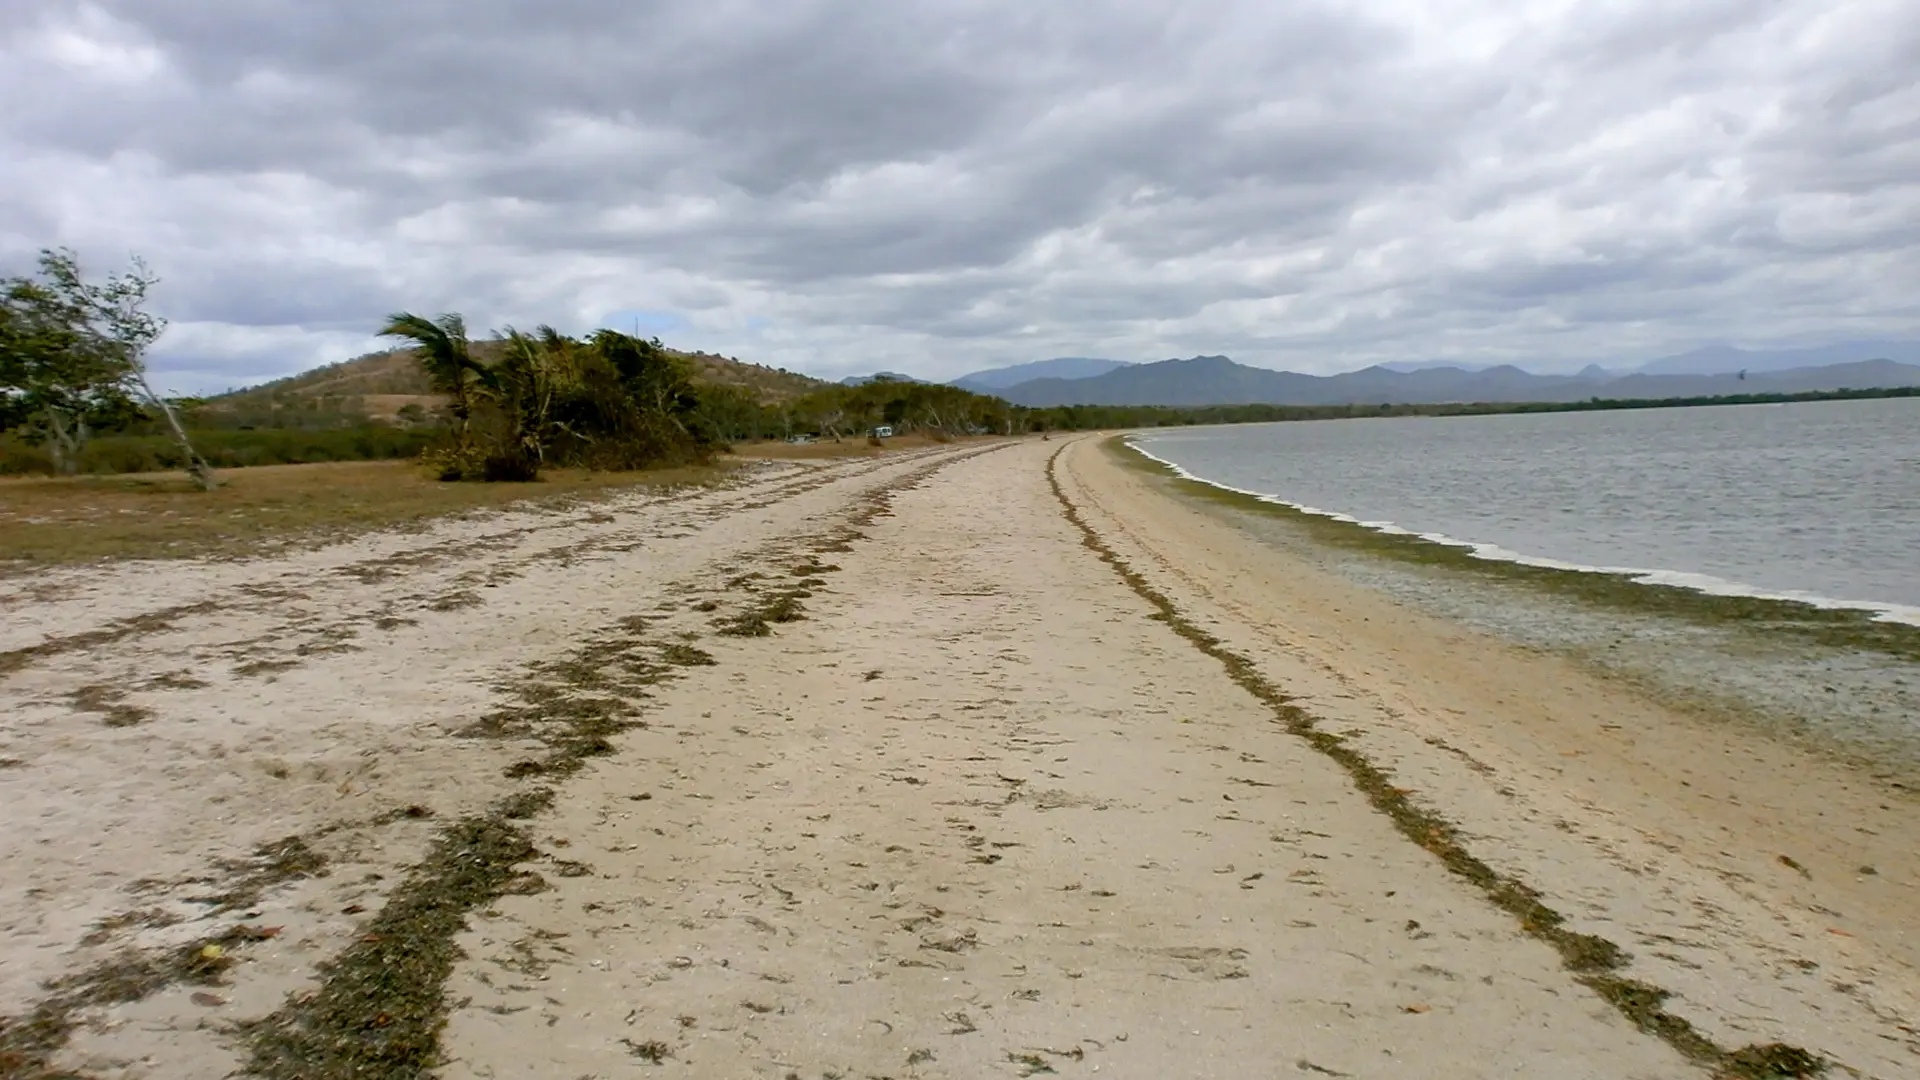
[[1134, 397, 1920, 621], [1121, 402, 1920, 780]]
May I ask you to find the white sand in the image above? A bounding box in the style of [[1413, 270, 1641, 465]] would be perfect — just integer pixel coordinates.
[[2, 435, 1913, 1079]]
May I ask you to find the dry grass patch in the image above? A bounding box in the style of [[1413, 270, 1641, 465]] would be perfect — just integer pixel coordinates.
[[0, 459, 731, 565]]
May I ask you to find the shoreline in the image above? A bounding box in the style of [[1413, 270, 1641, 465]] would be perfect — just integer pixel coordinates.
[[2, 435, 1913, 1078], [1123, 433, 1920, 630], [1112, 436, 1920, 783], [1059, 433, 1919, 1076]]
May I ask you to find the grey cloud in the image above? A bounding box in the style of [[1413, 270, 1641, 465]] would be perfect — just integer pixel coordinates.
[[1558, 0, 1788, 68], [157, 258, 397, 331], [3, 0, 1916, 391]]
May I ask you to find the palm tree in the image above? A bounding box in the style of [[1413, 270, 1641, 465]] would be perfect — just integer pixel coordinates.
[[378, 312, 492, 445], [496, 325, 583, 466]]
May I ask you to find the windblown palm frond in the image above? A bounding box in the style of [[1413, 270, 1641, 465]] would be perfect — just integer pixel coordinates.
[[379, 312, 472, 395], [379, 310, 491, 441]]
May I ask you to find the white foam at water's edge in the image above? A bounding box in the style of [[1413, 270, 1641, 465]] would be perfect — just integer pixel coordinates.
[[1122, 436, 1920, 629]]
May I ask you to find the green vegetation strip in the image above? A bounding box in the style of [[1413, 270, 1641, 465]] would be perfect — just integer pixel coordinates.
[[1047, 443, 1827, 1080], [0, 426, 434, 477], [241, 805, 548, 1079], [1020, 384, 1920, 436], [1112, 439, 1920, 665]]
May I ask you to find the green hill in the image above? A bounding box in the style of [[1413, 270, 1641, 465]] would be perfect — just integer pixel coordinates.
[[204, 343, 829, 423]]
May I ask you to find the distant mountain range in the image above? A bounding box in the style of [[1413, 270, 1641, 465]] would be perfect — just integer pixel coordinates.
[[839, 371, 925, 386], [1362, 341, 1920, 377], [933, 340, 1920, 407], [1635, 340, 1920, 376], [950, 357, 1134, 391], [1374, 359, 1501, 373], [988, 355, 1920, 408]]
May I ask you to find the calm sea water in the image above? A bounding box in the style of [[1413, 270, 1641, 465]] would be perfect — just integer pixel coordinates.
[[1133, 397, 1920, 618]]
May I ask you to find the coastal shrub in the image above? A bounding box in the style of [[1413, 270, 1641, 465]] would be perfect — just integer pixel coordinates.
[[480, 452, 539, 483], [378, 317, 717, 481], [0, 437, 56, 475], [420, 444, 484, 482]]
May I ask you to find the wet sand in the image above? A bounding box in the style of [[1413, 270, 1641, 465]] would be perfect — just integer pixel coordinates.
[[1, 435, 1913, 1078]]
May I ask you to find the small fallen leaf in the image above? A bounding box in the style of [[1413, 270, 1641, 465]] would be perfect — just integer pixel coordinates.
[[199, 944, 224, 960], [1402, 1003, 1431, 1014], [1828, 928, 1854, 937]]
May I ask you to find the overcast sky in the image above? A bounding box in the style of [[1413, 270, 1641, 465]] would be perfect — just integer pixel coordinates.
[[4, 1, 1917, 392]]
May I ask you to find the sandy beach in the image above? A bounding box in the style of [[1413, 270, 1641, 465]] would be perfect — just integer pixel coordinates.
[[2, 435, 1915, 1079]]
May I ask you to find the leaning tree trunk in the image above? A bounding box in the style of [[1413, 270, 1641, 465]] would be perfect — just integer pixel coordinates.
[[42, 408, 84, 476], [135, 374, 217, 490]]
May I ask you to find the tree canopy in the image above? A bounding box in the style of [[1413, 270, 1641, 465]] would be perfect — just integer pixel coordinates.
[[2, 249, 217, 486], [1, 251, 150, 473]]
